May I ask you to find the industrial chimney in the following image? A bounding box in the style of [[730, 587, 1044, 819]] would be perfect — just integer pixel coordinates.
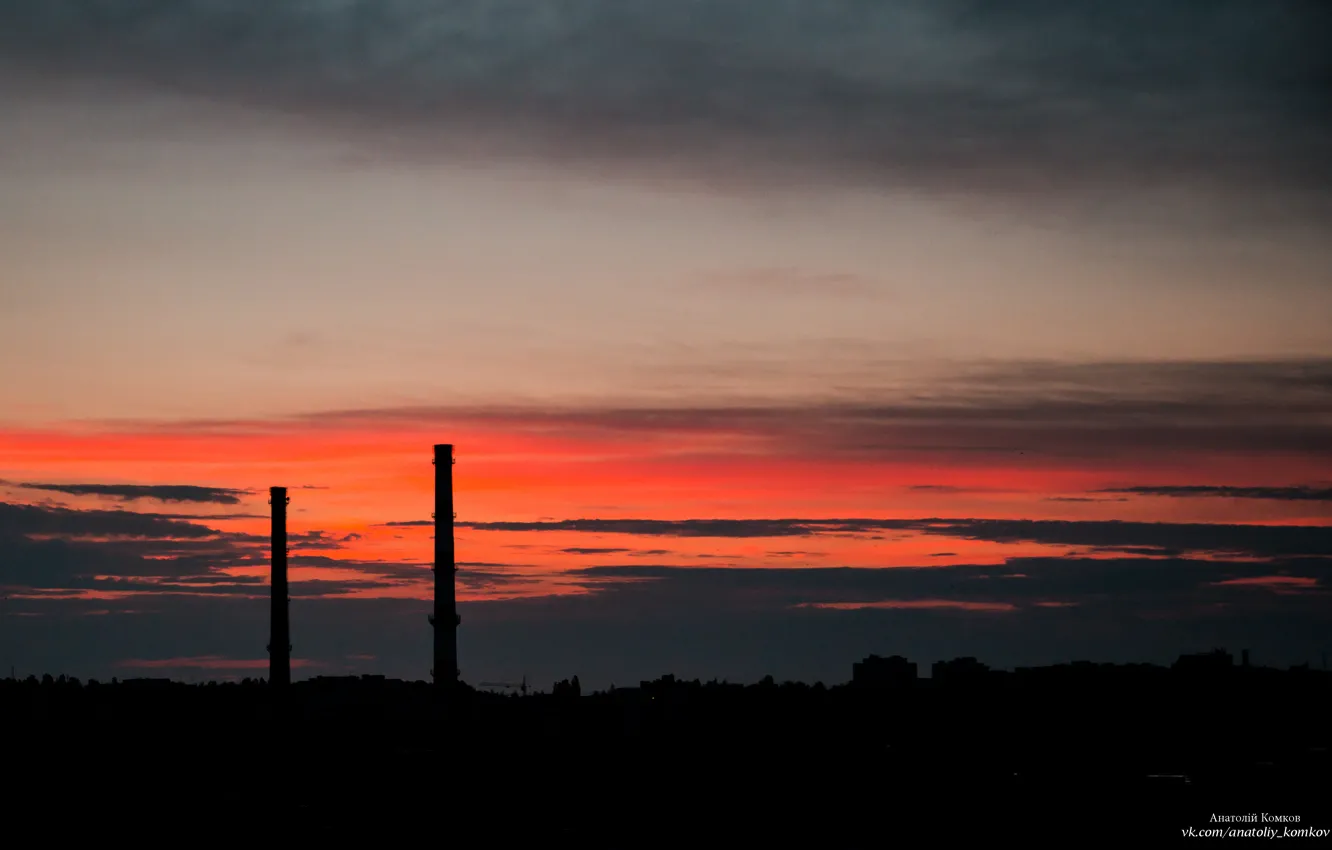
[[267, 486, 291, 689], [430, 445, 459, 693]]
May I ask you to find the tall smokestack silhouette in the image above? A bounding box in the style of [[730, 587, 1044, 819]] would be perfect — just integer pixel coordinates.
[[430, 445, 458, 691], [267, 486, 291, 688]]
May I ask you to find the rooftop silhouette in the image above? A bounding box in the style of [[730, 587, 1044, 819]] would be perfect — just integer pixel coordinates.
[[6, 649, 1329, 831]]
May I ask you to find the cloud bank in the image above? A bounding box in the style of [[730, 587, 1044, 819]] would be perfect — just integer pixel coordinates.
[[3, 493, 1329, 685], [459, 517, 1332, 560], [1100, 486, 1332, 503], [1, 0, 1327, 221], [14, 482, 253, 505], [0, 501, 423, 598], [259, 357, 1332, 461]]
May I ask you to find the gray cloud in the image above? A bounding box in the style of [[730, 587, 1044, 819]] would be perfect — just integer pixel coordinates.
[[0, 1, 1326, 225], [0, 532, 207, 588], [0, 501, 425, 595], [284, 357, 1332, 461], [1101, 486, 1332, 502], [561, 558, 1331, 612], [463, 519, 827, 538], [14, 482, 253, 505], [288, 554, 429, 583], [285, 530, 360, 551], [917, 518, 1332, 559], [456, 564, 544, 594], [457, 556, 1332, 686], [1, 595, 435, 683], [288, 578, 403, 597], [5, 556, 1330, 689], [0, 501, 226, 540], [139, 512, 267, 521]]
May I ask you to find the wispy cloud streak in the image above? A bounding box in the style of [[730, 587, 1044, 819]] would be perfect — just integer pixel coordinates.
[[1101, 486, 1332, 502], [120, 357, 1332, 462], [459, 517, 1332, 559], [14, 482, 253, 505]]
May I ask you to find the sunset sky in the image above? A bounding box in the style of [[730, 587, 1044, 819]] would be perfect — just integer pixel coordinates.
[[1, 1, 1330, 689]]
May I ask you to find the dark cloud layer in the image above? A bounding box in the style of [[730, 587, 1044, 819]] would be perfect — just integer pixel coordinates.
[[294, 358, 1332, 461], [922, 518, 1332, 559], [1102, 486, 1332, 502], [461, 517, 1332, 559], [141, 513, 266, 521], [562, 558, 1330, 613], [0, 501, 424, 597], [5, 554, 1329, 689], [0, 501, 225, 540], [465, 519, 830, 538], [451, 558, 1331, 686], [14, 482, 253, 505], [2, 532, 199, 588], [0, 0, 1327, 222], [4, 498, 1331, 686]]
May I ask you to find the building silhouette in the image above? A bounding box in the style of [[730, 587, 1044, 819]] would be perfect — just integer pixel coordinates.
[[852, 654, 917, 687], [1172, 648, 1234, 674], [931, 656, 990, 682]]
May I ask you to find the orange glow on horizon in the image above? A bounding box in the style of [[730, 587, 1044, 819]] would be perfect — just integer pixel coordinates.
[[2, 414, 1329, 605]]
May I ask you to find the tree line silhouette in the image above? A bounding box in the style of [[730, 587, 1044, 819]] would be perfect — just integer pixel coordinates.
[[5, 649, 1328, 834]]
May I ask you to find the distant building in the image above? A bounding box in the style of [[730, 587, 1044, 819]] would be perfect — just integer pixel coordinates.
[[931, 657, 990, 683], [852, 654, 917, 687], [1172, 649, 1234, 674], [640, 674, 676, 692]]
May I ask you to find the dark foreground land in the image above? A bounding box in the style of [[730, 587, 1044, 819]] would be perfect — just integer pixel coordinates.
[[6, 661, 1330, 838]]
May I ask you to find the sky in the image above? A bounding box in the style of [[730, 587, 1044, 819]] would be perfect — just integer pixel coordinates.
[[1, 0, 1330, 689]]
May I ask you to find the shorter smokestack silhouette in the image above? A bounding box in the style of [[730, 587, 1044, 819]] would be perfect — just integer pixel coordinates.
[[267, 487, 291, 688]]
